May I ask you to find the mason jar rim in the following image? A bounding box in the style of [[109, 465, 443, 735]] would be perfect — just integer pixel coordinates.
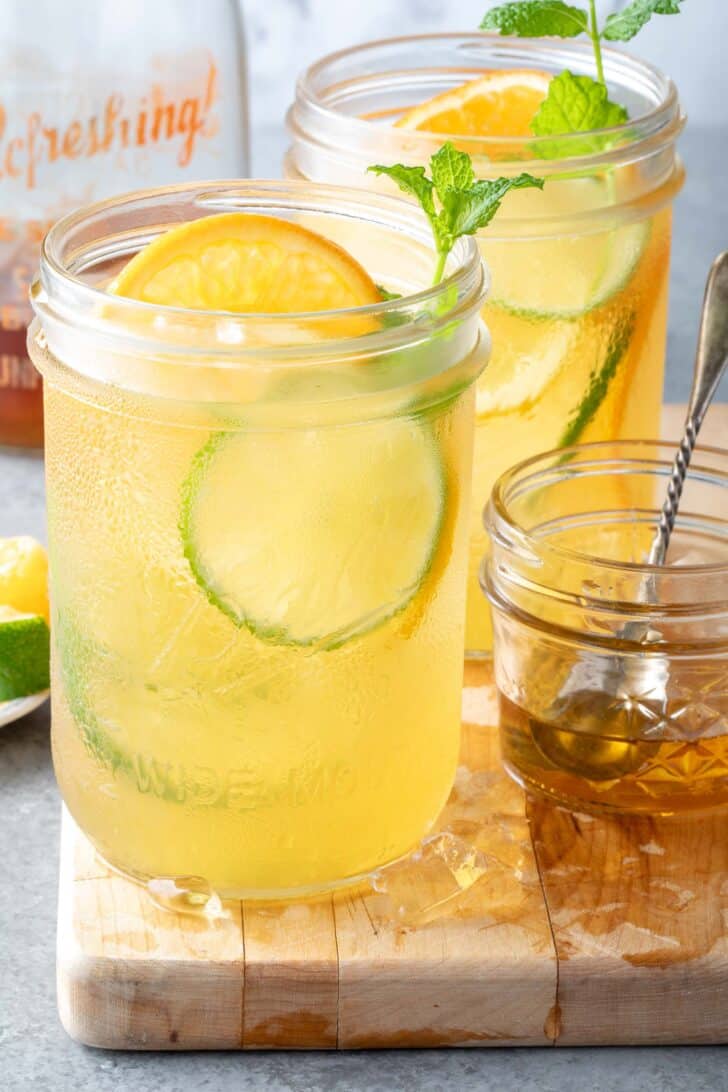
[[481, 441, 728, 654], [290, 32, 683, 175], [32, 178, 488, 367], [486, 440, 728, 580]]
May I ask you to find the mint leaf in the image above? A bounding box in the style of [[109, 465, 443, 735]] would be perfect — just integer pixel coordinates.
[[532, 71, 628, 133], [375, 283, 409, 325], [441, 174, 544, 239], [431, 143, 475, 200], [369, 142, 544, 284], [367, 162, 448, 252], [602, 0, 684, 42], [368, 163, 436, 221], [480, 1, 588, 37], [530, 70, 628, 157], [428, 149, 543, 251]]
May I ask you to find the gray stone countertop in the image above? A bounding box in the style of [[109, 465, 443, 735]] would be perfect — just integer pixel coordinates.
[[1, 124, 726, 1092]]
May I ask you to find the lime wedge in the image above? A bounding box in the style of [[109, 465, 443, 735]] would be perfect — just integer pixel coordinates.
[[0, 606, 50, 701], [482, 179, 649, 319], [180, 421, 445, 649]]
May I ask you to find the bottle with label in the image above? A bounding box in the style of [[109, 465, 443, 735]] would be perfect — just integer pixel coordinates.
[[0, 0, 249, 446]]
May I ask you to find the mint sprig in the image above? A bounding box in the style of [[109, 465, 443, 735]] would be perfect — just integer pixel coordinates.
[[603, 0, 684, 42], [369, 142, 543, 284], [481, 0, 685, 152]]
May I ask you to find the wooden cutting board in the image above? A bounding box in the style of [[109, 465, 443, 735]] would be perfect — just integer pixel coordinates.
[[56, 406, 728, 1050]]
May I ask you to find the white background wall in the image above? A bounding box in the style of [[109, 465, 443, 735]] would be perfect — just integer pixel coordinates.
[[242, 0, 722, 132]]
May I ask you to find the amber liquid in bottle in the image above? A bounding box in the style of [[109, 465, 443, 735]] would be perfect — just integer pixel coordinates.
[[0, 242, 43, 446], [0, 346, 43, 447]]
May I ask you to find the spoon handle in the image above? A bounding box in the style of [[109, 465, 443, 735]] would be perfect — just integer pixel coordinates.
[[647, 252, 728, 566]]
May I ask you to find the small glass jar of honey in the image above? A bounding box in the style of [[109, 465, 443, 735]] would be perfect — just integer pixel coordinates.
[[483, 441, 728, 816]]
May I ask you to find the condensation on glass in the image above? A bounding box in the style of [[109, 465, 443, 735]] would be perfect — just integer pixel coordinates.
[[28, 180, 489, 897]]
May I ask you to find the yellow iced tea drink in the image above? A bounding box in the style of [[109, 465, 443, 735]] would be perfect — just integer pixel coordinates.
[[30, 183, 488, 897], [395, 72, 673, 650], [286, 35, 684, 653], [466, 188, 671, 649]]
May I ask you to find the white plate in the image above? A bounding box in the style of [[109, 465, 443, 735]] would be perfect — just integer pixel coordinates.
[[0, 690, 49, 727]]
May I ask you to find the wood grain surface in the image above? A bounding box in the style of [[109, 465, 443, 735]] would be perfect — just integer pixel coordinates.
[[56, 406, 728, 1050]]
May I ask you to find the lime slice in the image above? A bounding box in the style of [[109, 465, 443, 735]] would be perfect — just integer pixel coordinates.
[[0, 606, 50, 701], [180, 421, 445, 649], [482, 179, 649, 319], [476, 322, 575, 418], [55, 615, 142, 785], [559, 312, 635, 447]]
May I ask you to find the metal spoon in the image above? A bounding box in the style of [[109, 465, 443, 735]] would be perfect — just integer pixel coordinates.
[[644, 250, 728, 569], [611, 252, 728, 706], [549, 254, 728, 743]]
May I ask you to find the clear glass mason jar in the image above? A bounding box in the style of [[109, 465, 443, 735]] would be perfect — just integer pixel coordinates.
[[286, 33, 685, 656], [29, 180, 489, 898], [482, 441, 728, 816], [0, 0, 249, 447]]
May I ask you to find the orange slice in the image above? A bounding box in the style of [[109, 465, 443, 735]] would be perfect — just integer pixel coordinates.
[[395, 69, 550, 138], [0, 536, 49, 623], [111, 212, 381, 313]]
